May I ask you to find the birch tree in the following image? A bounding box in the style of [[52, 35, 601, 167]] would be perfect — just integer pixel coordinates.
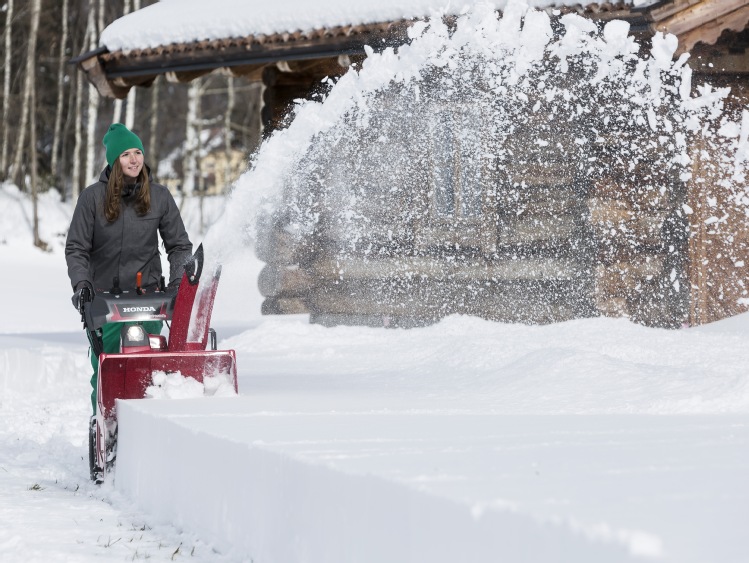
[[124, 88, 137, 130], [112, 98, 124, 125], [29, 40, 45, 249], [0, 0, 13, 179], [84, 2, 101, 184], [23, 0, 46, 248], [111, 0, 131, 125], [182, 78, 203, 197], [50, 0, 70, 187], [71, 14, 90, 202], [124, 0, 140, 130], [148, 75, 161, 166], [224, 76, 236, 189], [10, 0, 39, 188]]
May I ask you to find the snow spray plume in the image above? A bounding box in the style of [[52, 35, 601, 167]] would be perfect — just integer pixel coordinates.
[[220, 2, 749, 326]]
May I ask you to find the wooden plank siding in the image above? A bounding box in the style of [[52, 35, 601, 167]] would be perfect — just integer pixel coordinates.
[[686, 77, 749, 324]]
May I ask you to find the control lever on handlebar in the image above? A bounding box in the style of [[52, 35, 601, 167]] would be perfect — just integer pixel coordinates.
[[110, 276, 122, 295], [136, 272, 144, 295]]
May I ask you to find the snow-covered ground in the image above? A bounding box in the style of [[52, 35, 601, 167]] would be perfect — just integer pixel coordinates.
[[4, 2, 749, 560], [1, 185, 749, 562]]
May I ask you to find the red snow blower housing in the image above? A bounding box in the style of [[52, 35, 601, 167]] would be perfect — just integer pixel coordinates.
[[82, 244, 237, 482]]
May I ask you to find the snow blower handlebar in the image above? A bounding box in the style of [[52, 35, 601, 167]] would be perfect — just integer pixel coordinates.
[[80, 245, 205, 349], [82, 289, 174, 356], [183, 242, 203, 286], [83, 291, 174, 330]]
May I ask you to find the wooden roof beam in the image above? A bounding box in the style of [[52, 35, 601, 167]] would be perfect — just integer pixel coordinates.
[[649, 0, 702, 22], [76, 51, 130, 99], [676, 5, 749, 54], [655, 0, 749, 36]]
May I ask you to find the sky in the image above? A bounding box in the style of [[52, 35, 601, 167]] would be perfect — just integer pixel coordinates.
[[3, 2, 749, 561]]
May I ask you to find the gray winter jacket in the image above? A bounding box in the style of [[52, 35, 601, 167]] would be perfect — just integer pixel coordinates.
[[65, 167, 193, 292]]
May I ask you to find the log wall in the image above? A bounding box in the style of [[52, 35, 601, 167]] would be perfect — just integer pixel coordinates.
[[686, 75, 749, 325], [254, 40, 749, 329], [256, 113, 690, 328]]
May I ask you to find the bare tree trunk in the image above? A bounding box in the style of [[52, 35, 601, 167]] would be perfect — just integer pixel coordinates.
[[11, 0, 37, 189], [125, 89, 137, 130], [60, 60, 78, 200], [113, 0, 135, 129], [112, 98, 124, 124], [72, 18, 91, 201], [0, 0, 14, 180], [51, 0, 70, 189], [148, 76, 161, 167], [199, 185, 205, 234], [85, 87, 100, 183], [72, 70, 84, 200], [224, 76, 235, 192], [182, 78, 202, 197], [30, 58, 45, 250], [124, 0, 141, 130], [85, 2, 101, 183], [25, 0, 46, 249], [241, 82, 263, 153]]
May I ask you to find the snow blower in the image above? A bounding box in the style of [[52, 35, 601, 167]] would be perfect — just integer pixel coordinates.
[[82, 244, 238, 483]]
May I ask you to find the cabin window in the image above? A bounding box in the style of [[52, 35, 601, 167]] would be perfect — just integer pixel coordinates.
[[429, 107, 483, 219]]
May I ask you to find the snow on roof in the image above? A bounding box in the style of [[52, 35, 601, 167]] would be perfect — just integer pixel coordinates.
[[100, 0, 640, 52]]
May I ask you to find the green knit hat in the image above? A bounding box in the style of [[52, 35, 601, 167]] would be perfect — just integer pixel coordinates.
[[102, 123, 145, 167]]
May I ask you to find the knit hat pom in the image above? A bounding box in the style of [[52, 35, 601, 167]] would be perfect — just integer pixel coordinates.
[[102, 123, 145, 167]]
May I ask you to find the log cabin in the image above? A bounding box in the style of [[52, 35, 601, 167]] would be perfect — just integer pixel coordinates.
[[75, 0, 749, 328]]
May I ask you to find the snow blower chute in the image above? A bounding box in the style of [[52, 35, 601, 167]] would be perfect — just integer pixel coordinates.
[[82, 244, 238, 482]]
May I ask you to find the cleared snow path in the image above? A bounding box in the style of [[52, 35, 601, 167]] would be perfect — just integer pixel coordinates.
[[0, 191, 262, 562], [0, 454, 219, 562], [0, 335, 234, 562]]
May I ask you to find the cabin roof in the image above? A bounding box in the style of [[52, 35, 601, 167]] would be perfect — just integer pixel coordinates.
[[98, 0, 644, 52], [74, 0, 749, 98]]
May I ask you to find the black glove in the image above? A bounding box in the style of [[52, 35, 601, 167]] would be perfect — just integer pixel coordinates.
[[165, 279, 181, 297], [71, 281, 93, 314]]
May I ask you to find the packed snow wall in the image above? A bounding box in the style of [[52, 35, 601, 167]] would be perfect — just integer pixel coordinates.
[[214, 3, 749, 328]]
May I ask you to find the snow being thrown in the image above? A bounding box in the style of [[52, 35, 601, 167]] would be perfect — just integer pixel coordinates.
[[213, 1, 749, 327]]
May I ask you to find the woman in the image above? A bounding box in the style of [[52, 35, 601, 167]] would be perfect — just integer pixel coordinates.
[[65, 123, 193, 411]]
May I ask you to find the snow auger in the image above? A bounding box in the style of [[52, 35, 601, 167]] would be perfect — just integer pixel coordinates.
[[82, 244, 238, 483]]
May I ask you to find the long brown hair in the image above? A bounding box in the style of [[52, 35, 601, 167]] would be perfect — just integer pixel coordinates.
[[104, 159, 151, 222]]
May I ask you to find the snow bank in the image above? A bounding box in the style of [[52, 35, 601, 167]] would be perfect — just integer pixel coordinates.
[[0, 183, 71, 249], [227, 314, 749, 415], [116, 397, 749, 563], [114, 307, 749, 562]]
